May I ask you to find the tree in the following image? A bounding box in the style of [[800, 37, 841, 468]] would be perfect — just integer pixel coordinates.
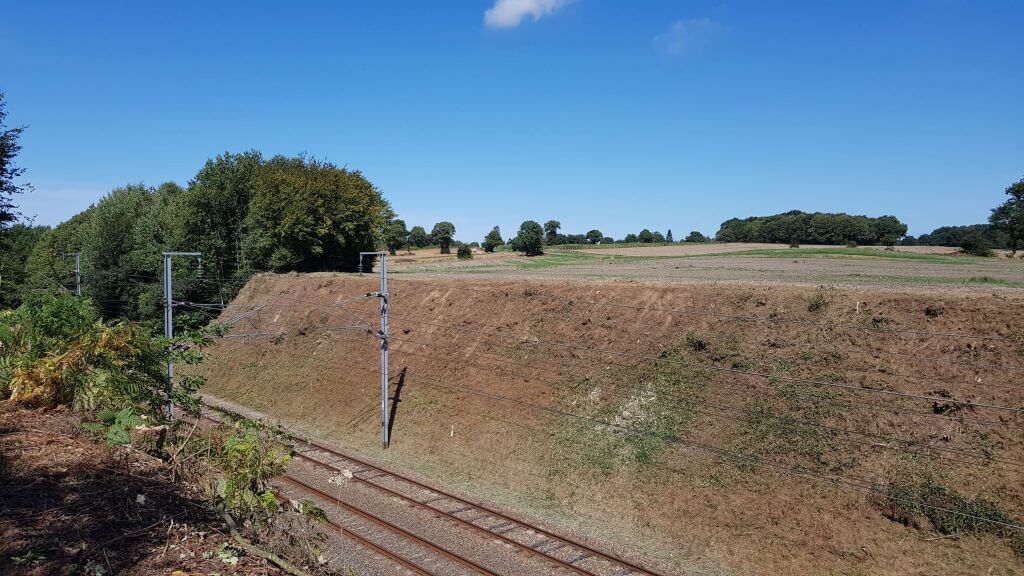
[[990, 178, 1024, 255], [408, 226, 429, 248], [242, 156, 390, 273], [624, 233, 638, 243], [960, 234, 994, 257], [482, 226, 504, 252], [666, 229, 673, 242], [0, 223, 48, 308], [457, 244, 473, 259], [637, 229, 654, 243], [543, 220, 561, 244], [685, 231, 709, 243], [601, 237, 614, 245], [714, 210, 908, 245], [511, 220, 544, 256], [1, 92, 31, 229], [652, 231, 666, 243], [585, 229, 603, 244], [172, 150, 263, 295], [431, 221, 456, 254], [384, 218, 409, 255]]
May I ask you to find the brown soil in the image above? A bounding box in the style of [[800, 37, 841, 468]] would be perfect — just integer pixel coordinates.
[[196, 273, 1024, 576], [0, 405, 287, 575]]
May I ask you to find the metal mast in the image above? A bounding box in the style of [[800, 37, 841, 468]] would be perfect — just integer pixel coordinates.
[[162, 251, 201, 420], [63, 253, 81, 296], [361, 251, 390, 448]]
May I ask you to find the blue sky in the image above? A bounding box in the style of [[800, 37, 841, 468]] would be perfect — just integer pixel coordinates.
[[3, 0, 1022, 241]]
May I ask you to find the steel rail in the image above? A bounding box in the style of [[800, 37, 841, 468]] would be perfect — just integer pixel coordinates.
[[292, 435, 665, 576]]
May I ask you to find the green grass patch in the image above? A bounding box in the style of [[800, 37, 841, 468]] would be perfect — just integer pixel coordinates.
[[560, 346, 710, 473], [877, 458, 1023, 556], [730, 378, 842, 471]]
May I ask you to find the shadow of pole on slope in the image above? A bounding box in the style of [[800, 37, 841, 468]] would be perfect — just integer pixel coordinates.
[[387, 367, 407, 446]]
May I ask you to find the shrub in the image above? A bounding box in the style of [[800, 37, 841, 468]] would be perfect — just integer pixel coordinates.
[[685, 332, 708, 352], [960, 234, 994, 257], [212, 421, 291, 523], [845, 240, 858, 248], [808, 287, 833, 313], [457, 244, 473, 259]]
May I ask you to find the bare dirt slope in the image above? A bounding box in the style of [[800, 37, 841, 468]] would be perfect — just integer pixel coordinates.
[[197, 272, 1024, 576]]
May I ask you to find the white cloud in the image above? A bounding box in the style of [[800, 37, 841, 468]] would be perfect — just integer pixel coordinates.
[[483, 0, 573, 29], [653, 18, 718, 56]]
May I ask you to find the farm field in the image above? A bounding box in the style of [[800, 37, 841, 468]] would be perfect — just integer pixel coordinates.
[[195, 256, 1024, 576], [389, 243, 1024, 291]]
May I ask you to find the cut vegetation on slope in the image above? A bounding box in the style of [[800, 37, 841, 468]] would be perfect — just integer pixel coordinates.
[[195, 272, 1024, 576]]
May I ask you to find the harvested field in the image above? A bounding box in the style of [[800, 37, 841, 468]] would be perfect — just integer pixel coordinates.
[[196, 272, 1024, 576], [389, 245, 1024, 291]]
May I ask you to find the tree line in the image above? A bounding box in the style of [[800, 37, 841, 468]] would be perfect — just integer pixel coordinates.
[[0, 149, 391, 322], [715, 211, 909, 246]]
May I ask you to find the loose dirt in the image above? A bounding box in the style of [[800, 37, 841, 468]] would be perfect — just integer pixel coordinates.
[[0, 405, 286, 575]]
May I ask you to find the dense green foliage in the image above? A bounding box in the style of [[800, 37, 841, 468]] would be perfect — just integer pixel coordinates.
[[2, 153, 390, 329], [915, 224, 1010, 250], [431, 221, 456, 254], [989, 178, 1024, 253], [0, 294, 209, 417], [408, 225, 429, 248], [457, 244, 473, 259], [0, 224, 48, 308], [715, 210, 907, 245], [482, 226, 504, 252], [242, 157, 389, 272], [0, 93, 31, 229], [585, 229, 603, 244], [384, 218, 409, 255], [543, 220, 561, 244], [685, 230, 710, 243], [637, 229, 654, 243], [509, 220, 545, 256], [959, 234, 995, 257]]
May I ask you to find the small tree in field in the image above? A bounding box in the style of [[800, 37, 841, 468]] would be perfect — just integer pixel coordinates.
[[652, 231, 666, 243], [666, 229, 674, 242], [513, 220, 544, 256], [431, 221, 456, 254], [638, 229, 654, 243], [685, 231, 708, 243], [384, 218, 409, 255], [585, 229, 603, 244], [482, 226, 504, 252], [457, 244, 473, 259], [960, 234, 994, 257], [543, 220, 561, 244], [408, 226, 428, 248]]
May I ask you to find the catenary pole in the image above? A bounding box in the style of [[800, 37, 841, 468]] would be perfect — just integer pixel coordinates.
[[63, 253, 81, 296], [361, 251, 389, 448], [162, 251, 201, 420]]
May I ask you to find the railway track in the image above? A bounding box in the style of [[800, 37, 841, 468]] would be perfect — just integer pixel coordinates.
[[199, 407, 668, 576]]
